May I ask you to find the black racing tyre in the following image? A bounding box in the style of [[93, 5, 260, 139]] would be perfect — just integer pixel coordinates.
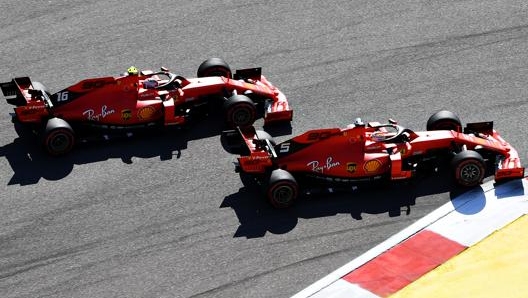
[[267, 169, 299, 208], [451, 150, 486, 187], [41, 118, 75, 156], [224, 94, 257, 127], [255, 130, 276, 146], [197, 58, 232, 78], [426, 110, 462, 132]]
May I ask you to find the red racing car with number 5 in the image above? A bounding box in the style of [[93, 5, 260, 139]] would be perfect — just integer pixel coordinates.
[[1, 58, 292, 155], [222, 111, 524, 208]]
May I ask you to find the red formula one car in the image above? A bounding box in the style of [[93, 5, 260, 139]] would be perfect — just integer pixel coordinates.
[[222, 111, 524, 208], [1, 58, 292, 155]]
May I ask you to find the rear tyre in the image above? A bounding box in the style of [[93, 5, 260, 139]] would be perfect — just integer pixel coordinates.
[[451, 150, 485, 187], [42, 118, 75, 156], [426, 110, 462, 131], [224, 94, 257, 127], [267, 169, 299, 208], [197, 58, 232, 78]]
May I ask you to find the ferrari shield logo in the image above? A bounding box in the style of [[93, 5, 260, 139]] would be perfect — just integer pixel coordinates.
[[347, 162, 357, 173]]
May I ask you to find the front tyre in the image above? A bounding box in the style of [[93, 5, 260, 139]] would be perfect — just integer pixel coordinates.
[[267, 169, 299, 208], [426, 110, 462, 132], [197, 58, 232, 78], [224, 94, 257, 127], [451, 150, 485, 187], [42, 118, 75, 156]]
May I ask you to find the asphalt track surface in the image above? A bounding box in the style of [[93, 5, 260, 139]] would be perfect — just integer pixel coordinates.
[[0, 1, 527, 298]]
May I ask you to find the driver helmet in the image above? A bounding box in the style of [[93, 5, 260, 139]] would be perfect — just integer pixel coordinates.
[[143, 78, 158, 89], [127, 66, 139, 75], [353, 117, 365, 126], [370, 131, 387, 142]]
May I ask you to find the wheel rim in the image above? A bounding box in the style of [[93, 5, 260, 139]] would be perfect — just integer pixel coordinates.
[[460, 163, 482, 184], [272, 184, 294, 205], [231, 106, 253, 126], [47, 130, 72, 154]]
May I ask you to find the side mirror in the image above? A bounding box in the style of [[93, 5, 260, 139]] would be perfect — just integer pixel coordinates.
[[401, 132, 410, 142]]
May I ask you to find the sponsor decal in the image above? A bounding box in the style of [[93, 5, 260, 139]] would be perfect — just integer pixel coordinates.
[[137, 106, 156, 120], [139, 92, 153, 98], [20, 109, 39, 115], [460, 134, 492, 146], [243, 156, 270, 165], [474, 137, 488, 146], [364, 159, 382, 173], [347, 162, 357, 173], [368, 144, 384, 150], [81, 80, 114, 89], [83, 105, 115, 121], [121, 109, 132, 121], [306, 131, 332, 141], [20, 105, 46, 115], [348, 135, 364, 144], [307, 157, 341, 173], [25, 105, 45, 109]]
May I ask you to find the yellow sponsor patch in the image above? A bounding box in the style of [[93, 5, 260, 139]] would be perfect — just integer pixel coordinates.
[[364, 159, 382, 173], [121, 109, 131, 121], [347, 162, 357, 173], [137, 106, 156, 120]]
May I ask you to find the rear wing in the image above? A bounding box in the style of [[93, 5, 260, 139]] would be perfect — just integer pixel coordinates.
[[221, 126, 277, 156], [222, 128, 251, 156], [1, 77, 54, 108], [222, 126, 276, 173], [0, 77, 32, 106]]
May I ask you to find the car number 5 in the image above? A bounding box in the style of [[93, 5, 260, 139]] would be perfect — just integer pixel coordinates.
[[279, 142, 290, 153]]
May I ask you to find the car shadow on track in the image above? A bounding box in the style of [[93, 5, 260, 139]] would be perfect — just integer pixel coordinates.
[[0, 132, 189, 185], [0, 113, 240, 185], [220, 173, 472, 238]]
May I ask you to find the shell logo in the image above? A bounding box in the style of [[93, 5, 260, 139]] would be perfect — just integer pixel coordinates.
[[137, 106, 156, 120], [364, 159, 382, 173]]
